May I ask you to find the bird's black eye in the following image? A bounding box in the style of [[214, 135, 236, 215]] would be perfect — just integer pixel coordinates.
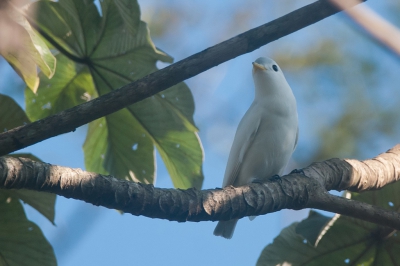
[[272, 65, 278, 72]]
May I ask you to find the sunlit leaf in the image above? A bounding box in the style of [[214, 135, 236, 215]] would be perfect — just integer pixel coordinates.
[[0, 3, 56, 93], [26, 54, 97, 120], [25, 0, 203, 188], [84, 110, 155, 184]]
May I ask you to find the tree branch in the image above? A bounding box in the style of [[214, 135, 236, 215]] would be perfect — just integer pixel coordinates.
[[0, 0, 366, 156], [1, 144, 399, 229], [330, 0, 400, 58]]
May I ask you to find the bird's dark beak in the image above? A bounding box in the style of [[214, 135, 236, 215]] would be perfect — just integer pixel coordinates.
[[252, 62, 267, 71]]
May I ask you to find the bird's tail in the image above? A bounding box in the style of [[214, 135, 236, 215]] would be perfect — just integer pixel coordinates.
[[213, 219, 238, 239]]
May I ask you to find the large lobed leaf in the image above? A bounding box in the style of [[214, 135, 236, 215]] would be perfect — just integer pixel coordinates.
[[25, 0, 204, 189], [257, 182, 400, 266]]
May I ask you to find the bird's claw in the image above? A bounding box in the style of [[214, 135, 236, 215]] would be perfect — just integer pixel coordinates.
[[251, 178, 265, 184], [290, 169, 305, 175], [268, 174, 281, 182]]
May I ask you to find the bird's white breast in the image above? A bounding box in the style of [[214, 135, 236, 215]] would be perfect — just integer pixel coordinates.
[[225, 97, 298, 187]]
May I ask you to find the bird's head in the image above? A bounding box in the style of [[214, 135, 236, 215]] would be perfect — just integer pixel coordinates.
[[252, 57, 283, 78], [252, 57, 291, 97]]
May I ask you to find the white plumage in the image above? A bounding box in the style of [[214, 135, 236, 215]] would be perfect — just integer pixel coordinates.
[[213, 57, 299, 239]]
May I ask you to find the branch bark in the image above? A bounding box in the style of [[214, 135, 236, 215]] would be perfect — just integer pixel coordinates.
[[0, 0, 366, 156], [1, 145, 399, 229]]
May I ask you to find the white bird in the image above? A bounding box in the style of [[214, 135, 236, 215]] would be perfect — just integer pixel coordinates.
[[213, 57, 299, 239]]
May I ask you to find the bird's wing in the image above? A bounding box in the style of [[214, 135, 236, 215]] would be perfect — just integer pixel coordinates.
[[223, 117, 261, 187], [293, 126, 299, 151]]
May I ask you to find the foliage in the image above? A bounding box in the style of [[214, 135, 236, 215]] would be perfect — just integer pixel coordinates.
[[0, 95, 56, 265], [24, 0, 203, 189], [0, 0, 399, 265], [0, 0, 55, 93], [0, 0, 204, 264], [257, 179, 400, 265], [0, 194, 56, 266]]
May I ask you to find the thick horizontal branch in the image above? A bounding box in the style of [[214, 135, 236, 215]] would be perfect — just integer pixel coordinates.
[[304, 145, 400, 192], [1, 144, 399, 229], [0, 0, 366, 156]]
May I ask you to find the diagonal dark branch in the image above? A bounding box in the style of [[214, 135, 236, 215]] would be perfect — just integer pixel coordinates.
[[1, 144, 399, 229], [0, 0, 366, 156]]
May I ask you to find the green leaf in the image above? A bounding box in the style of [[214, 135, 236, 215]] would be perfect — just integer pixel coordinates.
[[0, 94, 30, 131], [84, 110, 155, 183], [4, 188, 56, 225], [26, 0, 203, 189], [0, 5, 56, 93], [112, 0, 141, 36], [351, 179, 400, 211], [6, 154, 56, 225], [295, 210, 331, 246], [258, 183, 400, 266], [26, 54, 96, 121], [0, 193, 56, 266], [1, 152, 56, 224], [14, 12, 56, 80], [1, 188, 56, 226], [257, 217, 372, 266], [0, 95, 56, 223]]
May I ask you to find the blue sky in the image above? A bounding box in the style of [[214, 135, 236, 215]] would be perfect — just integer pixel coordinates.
[[1, 0, 400, 265]]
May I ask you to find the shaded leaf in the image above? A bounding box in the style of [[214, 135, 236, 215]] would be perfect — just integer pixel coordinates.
[[2, 188, 56, 225], [112, 0, 141, 36], [257, 217, 376, 266], [258, 183, 400, 265], [358, 182, 400, 207], [26, 0, 203, 188], [0, 96, 56, 224], [0, 94, 30, 131], [7, 154, 56, 225], [0, 193, 56, 266], [295, 210, 331, 246]]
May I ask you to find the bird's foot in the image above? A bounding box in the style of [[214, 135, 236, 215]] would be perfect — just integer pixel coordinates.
[[268, 175, 281, 182], [251, 178, 265, 184], [290, 169, 305, 175], [251, 175, 282, 184]]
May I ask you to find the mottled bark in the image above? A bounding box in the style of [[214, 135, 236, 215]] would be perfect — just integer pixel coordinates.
[[1, 145, 399, 229]]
